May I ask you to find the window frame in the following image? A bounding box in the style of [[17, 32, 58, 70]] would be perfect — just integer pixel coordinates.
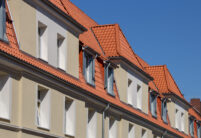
[[189, 117, 194, 137], [150, 92, 157, 118], [64, 97, 76, 137], [161, 99, 167, 123], [0, 74, 12, 121], [0, 0, 8, 42], [87, 108, 97, 138], [36, 85, 51, 130], [57, 33, 66, 71], [83, 51, 95, 86], [38, 21, 48, 62], [104, 63, 115, 96]]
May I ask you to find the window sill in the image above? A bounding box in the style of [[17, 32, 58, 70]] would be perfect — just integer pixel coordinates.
[[151, 114, 157, 119], [37, 126, 50, 131], [0, 117, 10, 123], [107, 92, 115, 97], [86, 82, 96, 88], [0, 37, 9, 44], [38, 58, 48, 63], [65, 134, 75, 138], [57, 67, 66, 73]]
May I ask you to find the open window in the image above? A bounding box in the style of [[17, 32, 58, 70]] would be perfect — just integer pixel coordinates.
[[104, 64, 114, 96], [38, 22, 48, 62], [64, 97, 76, 136], [150, 92, 157, 118], [57, 34, 66, 70], [87, 108, 97, 138], [83, 51, 95, 86], [0, 0, 7, 41], [37, 85, 50, 129], [0, 73, 12, 120]]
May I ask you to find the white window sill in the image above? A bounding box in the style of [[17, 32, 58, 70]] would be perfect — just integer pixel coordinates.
[[0, 116, 10, 122], [65, 133, 75, 138], [37, 125, 50, 131]]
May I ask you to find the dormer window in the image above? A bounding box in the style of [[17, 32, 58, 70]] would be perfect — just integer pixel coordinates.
[[189, 117, 194, 136], [83, 51, 95, 86], [104, 63, 114, 96], [161, 99, 167, 123], [0, 0, 6, 41], [150, 92, 157, 118], [197, 123, 201, 138], [38, 22, 48, 61], [57, 34, 66, 70]]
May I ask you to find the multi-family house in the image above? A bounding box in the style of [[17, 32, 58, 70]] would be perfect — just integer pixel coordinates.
[[0, 0, 200, 138]]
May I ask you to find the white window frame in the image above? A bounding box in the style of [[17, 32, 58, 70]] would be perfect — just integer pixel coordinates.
[[87, 108, 97, 138], [38, 21, 48, 62], [57, 33, 66, 71], [181, 112, 185, 132], [136, 84, 142, 110], [0, 74, 12, 120], [64, 97, 76, 136], [36, 85, 51, 130]]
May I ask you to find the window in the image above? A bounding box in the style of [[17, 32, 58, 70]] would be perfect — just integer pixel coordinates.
[[128, 124, 134, 138], [109, 117, 117, 138], [87, 108, 97, 138], [175, 109, 179, 129], [189, 118, 194, 136], [0, 74, 12, 120], [141, 129, 147, 138], [197, 123, 201, 138], [150, 93, 157, 117], [104, 64, 114, 95], [64, 98, 76, 136], [0, 0, 6, 41], [136, 84, 142, 109], [127, 79, 133, 106], [57, 34, 66, 70], [83, 51, 95, 85], [161, 99, 167, 123], [37, 86, 50, 129], [181, 112, 185, 132], [38, 22, 48, 61]]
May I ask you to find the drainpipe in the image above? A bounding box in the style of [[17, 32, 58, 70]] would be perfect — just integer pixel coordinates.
[[162, 130, 167, 138], [102, 104, 110, 138]]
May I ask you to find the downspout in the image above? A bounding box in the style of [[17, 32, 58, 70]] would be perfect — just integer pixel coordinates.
[[102, 104, 110, 138]]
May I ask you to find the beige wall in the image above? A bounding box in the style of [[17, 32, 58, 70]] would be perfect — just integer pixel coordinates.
[[66, 31, 79, 78], [114, 64, 128, 103], [8, 0, 37, 57], [167, 100, 175, 128]]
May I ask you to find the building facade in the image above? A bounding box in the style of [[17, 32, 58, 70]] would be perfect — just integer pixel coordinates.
[[0, 0, 200, 138]]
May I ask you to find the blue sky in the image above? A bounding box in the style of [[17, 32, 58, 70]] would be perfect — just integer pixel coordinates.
[[73, 0, 201, 101]]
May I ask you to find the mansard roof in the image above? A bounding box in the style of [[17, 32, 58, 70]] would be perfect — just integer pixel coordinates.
[[1, 0, 200, 137]]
